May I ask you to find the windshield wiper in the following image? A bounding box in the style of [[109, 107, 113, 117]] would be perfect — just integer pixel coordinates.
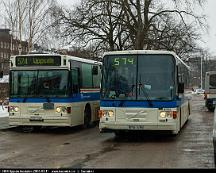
[[138, 83, 153, 107]]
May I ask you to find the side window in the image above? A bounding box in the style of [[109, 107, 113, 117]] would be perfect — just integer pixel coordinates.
[[93, 65, 101, 88], [81, 63, 93, 88], [71, 68, 80, 93]]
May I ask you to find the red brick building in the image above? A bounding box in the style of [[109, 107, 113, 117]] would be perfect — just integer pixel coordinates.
[[0, 28, 28, 74]]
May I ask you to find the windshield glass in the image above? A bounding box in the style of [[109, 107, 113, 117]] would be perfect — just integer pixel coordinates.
[[101, 54, 175, 101], [101, 55, 137, 100], [10, 70, 69, 97], [209, 74, 216, 89]]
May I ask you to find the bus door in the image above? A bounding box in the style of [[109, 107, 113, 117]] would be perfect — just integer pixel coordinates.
[[71, 67, 82, 125]]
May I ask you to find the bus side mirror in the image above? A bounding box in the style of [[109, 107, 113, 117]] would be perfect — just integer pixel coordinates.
[[92, 66, 98, 75], [0, 71, 3, 78], [178, 83, 184, 93]]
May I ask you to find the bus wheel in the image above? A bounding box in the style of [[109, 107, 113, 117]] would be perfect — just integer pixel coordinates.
[[83, 105, 91, 128], [207, 106, 214, 112], [114, 131, 125, 138]]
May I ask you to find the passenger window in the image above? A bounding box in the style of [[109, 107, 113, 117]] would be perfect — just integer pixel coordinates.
[[71, 68, 80, 93], [81, 64, 93, 88]]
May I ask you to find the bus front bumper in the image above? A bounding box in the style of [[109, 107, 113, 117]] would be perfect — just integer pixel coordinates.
[[9, 117, 72, 127]]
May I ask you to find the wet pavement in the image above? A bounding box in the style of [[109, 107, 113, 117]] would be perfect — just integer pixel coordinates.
[[0, 94, 215, 168]]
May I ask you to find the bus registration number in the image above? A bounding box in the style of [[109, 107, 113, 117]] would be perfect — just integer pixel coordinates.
[[128, 125, 144, 130], [30, 116, 43, 121]]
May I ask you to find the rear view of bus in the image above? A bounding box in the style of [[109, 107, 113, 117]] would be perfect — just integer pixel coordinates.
[[205, 71, 216, 112], [99, 50, 191, 135]]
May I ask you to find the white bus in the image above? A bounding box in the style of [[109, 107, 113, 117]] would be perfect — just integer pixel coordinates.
[[99, 50, 191, 136], [204, 71, 216, 112], [7, 53, 101, 129]]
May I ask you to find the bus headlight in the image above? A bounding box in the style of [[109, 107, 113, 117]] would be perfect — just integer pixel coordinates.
[[56, 106, 67, 113], [9, 106, 20, 112], [98, 110, 114, 118], [160, 112, 166, 118], [107, 110, 114, 117], [159, 111, 177, 119]]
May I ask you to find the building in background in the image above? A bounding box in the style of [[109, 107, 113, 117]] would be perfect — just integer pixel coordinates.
[[0, 28, 28, 74]]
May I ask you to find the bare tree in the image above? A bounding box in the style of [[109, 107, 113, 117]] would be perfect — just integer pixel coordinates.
[[51, 0, 207, 57], [1, 0, 57, 53], [51, 0, 131, 51], [26, 0, 57, 51], [116, 0, 207, 51]]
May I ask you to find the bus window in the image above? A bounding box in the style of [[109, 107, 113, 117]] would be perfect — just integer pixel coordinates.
[[93, 65, 101, 88], [82, 63, 93, 88], [210, 74, 216, 89], [71, 68, 80, 93]]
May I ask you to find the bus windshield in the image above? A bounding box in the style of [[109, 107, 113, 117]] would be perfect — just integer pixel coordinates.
[[10, 70, 69, 97], [101, 54, 176, 101], [209, 74, 216, 89]]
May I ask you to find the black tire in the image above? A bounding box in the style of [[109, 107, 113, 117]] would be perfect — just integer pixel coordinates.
[[114, 131, 125, 138], [214, 153, 216, 167], [207, 106, 214, 112], [83, 106, 91, 128], [214, 140, 216, 166]]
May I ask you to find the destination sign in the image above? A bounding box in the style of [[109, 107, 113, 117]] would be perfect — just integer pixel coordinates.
[[16, 56, 61, 66], [112, 57, 135, 66]]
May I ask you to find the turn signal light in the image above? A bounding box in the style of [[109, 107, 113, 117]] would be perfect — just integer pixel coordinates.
[[172, 111, 177, 119], [98, 110, 103, 118], [67, 107, 71, 114]]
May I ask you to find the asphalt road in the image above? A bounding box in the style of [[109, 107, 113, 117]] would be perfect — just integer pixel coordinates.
[[0, 94, 214, 168]]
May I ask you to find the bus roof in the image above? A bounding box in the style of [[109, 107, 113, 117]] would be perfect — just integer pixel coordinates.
[[103, 50, 190, 71], [67, 55, 102, 65], [206, 71, 216, 75], [12, 54, 102, 65]]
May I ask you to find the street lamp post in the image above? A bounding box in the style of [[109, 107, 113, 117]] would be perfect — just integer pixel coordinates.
[[201, 56, 203, 89]]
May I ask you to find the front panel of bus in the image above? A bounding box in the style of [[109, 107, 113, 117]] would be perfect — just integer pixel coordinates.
[[205, 72, 216, 111], [8, 55, 74, 126], [99, 53, 189, 134], [8, 55, 101, 127]]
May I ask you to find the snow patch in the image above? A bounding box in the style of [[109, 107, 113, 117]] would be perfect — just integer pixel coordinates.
[[0, 75, 9, 83], [0, 106, 9, 117]]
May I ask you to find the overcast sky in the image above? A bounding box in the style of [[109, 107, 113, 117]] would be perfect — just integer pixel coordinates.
[[202, 0, 216, 55]]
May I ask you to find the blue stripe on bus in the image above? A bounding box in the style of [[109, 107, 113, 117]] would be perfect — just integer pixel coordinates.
[[100, 99, 183, 108], [9, 93, 100, 103]]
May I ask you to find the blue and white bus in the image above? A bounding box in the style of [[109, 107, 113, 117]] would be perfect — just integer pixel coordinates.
[[99, 50, 191, 135], [8, 53, 101, 128]]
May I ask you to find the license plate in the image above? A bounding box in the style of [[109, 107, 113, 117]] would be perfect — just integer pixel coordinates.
[[43, 103, 54, 110], [128, 125, 144, 130], [30, 116, 43, 121]]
